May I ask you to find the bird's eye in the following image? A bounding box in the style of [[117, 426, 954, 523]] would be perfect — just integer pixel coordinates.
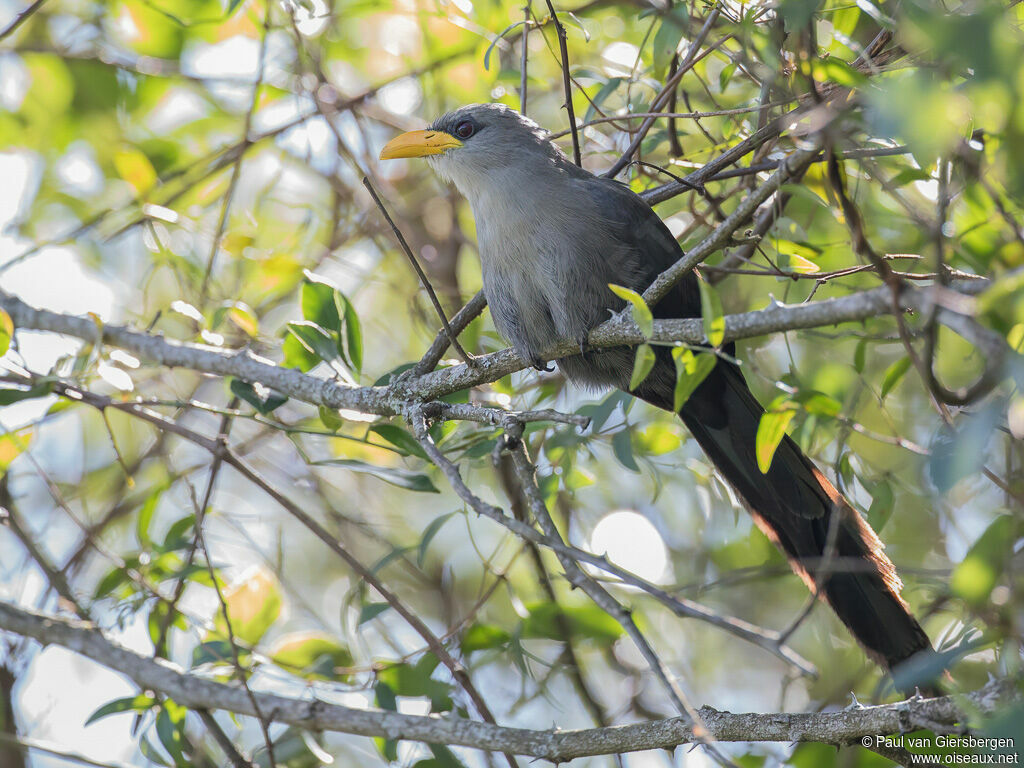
[[454, 120, 475, 139]]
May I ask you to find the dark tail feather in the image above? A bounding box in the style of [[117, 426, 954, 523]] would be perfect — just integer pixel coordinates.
[[634, 357, 934, 686]]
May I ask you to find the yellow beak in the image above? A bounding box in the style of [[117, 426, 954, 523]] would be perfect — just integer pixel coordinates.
[[379, 129, 462, 160]]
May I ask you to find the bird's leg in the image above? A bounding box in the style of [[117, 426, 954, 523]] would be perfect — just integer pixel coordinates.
[[514, 343, 554, 372]]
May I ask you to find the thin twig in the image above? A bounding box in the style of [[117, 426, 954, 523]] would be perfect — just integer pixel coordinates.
[[604, 3, 723, 178], [543, 0, 582, 165], [199, 1, 271, 304], [189, 484, 277, 767], [407, 406, 816, 674], [0, 478, 89, 620], [501, 428, 736, 768], [520, 2, 531, 114], [362, 177, 475, 366], [413, 290, 488, 376], [0, 0, 47, 41], [154, 400, 237, 657], [493, 455, 620, 759], [49, 381, 519, 768]]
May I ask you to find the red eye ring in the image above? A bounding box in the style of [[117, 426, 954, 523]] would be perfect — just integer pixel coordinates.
[[454, 121, 475, 139]]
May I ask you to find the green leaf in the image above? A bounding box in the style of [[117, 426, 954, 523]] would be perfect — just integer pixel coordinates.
[[584, 77, 625, 123], [161, 514, 195, 552], [358, 602, 391, 624], [797, 390, 842, 418], [889, 168, 934, 187], [811, 58, 868, 87], [652, 6, 689, 79], [950, 515, 1013, 605], [418, 512, 455, 566], [0, 381, 54, 406], [318, 405, 342, 432], [522, 602, 623, 644], [282, 332, 319, 372], [756, 409, 795, 474], [85, 694, 156, 726], [719, 62, 737, 92], [0, 309, 13, 356], [866, 478, 894, 531], [300, 271, 362, 372], [778, 0, 822, 31], [697, 279, 725, 346], [880, 357, 912, 399], [94, 565, 131, 600], [608, 283, 653, 338], [287, 320, 339, 364], [230, 378, 287, 415], [611, 428, 639, 472], [140, 736, 171, 767], [214, 567, 282, 647], [576, 391, 630, 433], [156, 703, 187, 766], [671, 348, 716, 410], [375, 681, 397, 711], [376, 654, 453, 711], [628, 343, 656, 391], [831, 4, 860, 38], [136, 485, 165, 547], [301, 272, 342, 333], [370, 424, 430, 459], [191, 640, 237, 668], [484, 20, 530, 70], [314, 458, 440, 492], [335, 291, 363, 372], [854, 339, 867, 373], [461, 623, 512, 653]]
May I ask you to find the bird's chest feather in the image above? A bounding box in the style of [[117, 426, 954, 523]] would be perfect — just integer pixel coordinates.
[[473, 192, 606, 348]]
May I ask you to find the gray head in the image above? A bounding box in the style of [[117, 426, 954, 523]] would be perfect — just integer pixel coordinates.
[[378, 103, 576, 197]]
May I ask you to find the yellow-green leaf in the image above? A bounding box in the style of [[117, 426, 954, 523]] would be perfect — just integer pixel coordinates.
[[0, 309, 13, 356], [608, 283, 653, 338], [756, 409, 795, 473], [671, 348, 717, 410], [629, 343, 656, 390], [776, 253, 821, 274], [114, 146, 158, 197], [812, 58, 869, 87], [0, 428, 32, 471], [211, 567, 282, 647], [697, 278, 725, 347], [775, 241, 822, 274], [271, 631, 354, 681], [226, 304, 259, 337], [880, 357, 912, 398]]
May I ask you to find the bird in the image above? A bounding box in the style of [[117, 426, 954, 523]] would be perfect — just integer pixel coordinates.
[[379, 102, 935, 688]]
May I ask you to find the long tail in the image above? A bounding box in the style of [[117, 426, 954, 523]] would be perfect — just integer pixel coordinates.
[[635, 357, 933, 679]]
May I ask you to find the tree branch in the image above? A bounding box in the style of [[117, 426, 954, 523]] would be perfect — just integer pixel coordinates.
[[0, 599, 1015, 760], [0, 276, 994, 420]]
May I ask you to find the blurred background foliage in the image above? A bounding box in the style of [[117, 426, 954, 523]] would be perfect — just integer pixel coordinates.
[[0, 0, 1022, 765]]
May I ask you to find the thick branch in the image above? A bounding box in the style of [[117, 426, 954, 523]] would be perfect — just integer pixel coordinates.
[[0, 600, 1014, 761], [0, 278, 992, 419]]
